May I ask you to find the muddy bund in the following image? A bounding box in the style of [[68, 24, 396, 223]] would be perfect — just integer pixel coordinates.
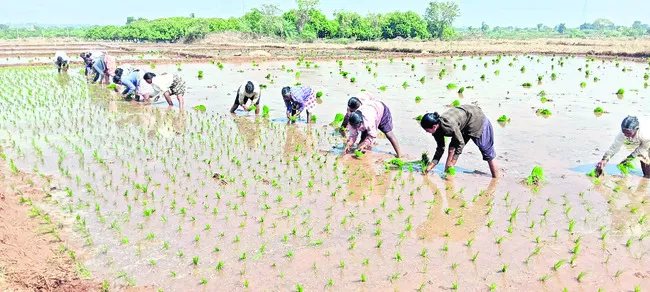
[[1, 53, 649, 291]]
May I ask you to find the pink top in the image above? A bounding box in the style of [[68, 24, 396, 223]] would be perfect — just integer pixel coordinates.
[[347, 100, 385, 146]]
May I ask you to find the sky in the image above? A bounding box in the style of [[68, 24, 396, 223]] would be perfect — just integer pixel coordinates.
[[2, 0, 649, 28]]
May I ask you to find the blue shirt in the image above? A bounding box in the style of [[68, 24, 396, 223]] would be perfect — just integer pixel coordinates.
[[121, 71, 140, 96]]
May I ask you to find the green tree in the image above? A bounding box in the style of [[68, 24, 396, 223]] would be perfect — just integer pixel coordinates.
[[537, 23, 543, 31], [632, 21, 643, 30], [481, 21, 490, 32], [593, 18, 614, 30], [295, 0, 320, 33], [381, 11, 430, 39], [126, 17, 135, 25], [556, 23, 566, 34], [424, 1, 460, 39]]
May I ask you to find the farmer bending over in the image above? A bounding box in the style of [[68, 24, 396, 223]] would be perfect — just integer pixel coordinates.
[[341, 91, 377, 129], [113, 69, 142, 100], [143, 72, 186, 108], [282, 86, 316, 123], [420, 105, 498, 178], [230, 81, 261, 115], [54, 51, 69, 73], [344, 98, 402, 158], [596, 116, 650, 178]]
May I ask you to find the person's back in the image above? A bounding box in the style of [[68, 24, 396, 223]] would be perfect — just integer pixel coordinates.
[[439, 105, 484, 138]]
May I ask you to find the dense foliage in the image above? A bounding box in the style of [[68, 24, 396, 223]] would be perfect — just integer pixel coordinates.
[[1, 1, 649, 42]]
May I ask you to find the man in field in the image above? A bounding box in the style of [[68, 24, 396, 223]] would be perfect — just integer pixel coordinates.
[[230, 81, 261, 115], [419, 105, 499, 178], [596, 116, 650, 178], [54, 51, 69, 73]]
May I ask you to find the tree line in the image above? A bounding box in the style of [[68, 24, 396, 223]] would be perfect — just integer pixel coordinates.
[[1, 1, 648, 42]]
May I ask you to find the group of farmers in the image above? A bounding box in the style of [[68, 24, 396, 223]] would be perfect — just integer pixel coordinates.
[[55, 51, 186, 108], [55, 52, 649, 179]]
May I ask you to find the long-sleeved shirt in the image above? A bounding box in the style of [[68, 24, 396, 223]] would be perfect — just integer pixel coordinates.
[[284, 86, 315, 113], [431, 105, 485, 165], [347, 100, 385, 146], [342, 91, 377, 128], [120, 71, 140, 96], [602, 122, 650, 163], [237, 81, 261, 105]]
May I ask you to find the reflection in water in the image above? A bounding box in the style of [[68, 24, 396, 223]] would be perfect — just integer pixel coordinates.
[[283, 124, 315, 160], [232, 116, 262, 149], [416, 177, 497, 242], [337, 155, 391, 201], [593, 178, 650, 237]]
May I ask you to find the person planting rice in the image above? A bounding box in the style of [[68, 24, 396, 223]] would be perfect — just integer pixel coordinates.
[[420, 105, 499, 178], [340, 91, 377, 130], [90, 51, 116, 85], [142, 72, 186, 108], [595, 116, 650, 178], [281, 85, 316, 123], [54, 51, 69, 73], [230, 80, 261, 115], [79, 52, 94, 76], [112, 69, 143, 100], [343, 96, 402, 158]]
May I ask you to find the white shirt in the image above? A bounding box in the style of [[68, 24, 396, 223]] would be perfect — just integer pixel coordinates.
[[54, 51, 69, 62], [150, 74, 174, 98], [237, 81, 261, 105], [603, 120, 650, 163]]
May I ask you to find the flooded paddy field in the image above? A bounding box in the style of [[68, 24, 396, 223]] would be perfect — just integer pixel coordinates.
[[0, 53, 649, 292]]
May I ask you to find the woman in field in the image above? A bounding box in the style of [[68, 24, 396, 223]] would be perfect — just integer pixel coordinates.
[[230, 80, 261, 115], [596, 116, 650, 178], [281, 85, 316, 123], [54, 51, 69, 73], [142, 72, 186, 108], [420, 105, 499, 178], [344, 97, 402, 158], [341, 91, 376, 130]]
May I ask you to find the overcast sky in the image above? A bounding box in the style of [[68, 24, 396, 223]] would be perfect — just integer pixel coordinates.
[[2, 0, 649, 28]]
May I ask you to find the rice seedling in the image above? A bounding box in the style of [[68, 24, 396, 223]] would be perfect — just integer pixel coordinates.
[[197, 70, 204, 79], [554, 260, 566, 271], [458, 87, 465, 94], [452, 100, 461, 107], [415, 96, 422, 102], [402, 81, 409, 88], [350, 77, 356, 83], [616, 88, 625, 95], [497, 115, 510, 123], [537, 109, 552, 116], [522, 82, 532, 88], [594, 107, 604, 113], [446, 83, 457, 89]]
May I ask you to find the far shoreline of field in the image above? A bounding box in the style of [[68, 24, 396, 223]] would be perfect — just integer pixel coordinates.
[[1, 34, 649, 68]]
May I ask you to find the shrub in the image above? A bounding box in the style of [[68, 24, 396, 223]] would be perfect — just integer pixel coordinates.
[[497, 115, 510, 123], [262, 105, 270, 118], [526, 166, 544, 186], [330, 113, 345, 127]]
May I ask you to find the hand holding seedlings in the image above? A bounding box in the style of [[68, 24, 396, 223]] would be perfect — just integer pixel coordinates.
[[231, 81, 261, 115]]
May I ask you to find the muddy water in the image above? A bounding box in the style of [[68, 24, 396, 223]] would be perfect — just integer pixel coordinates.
[[0, 55, 649, 292]]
